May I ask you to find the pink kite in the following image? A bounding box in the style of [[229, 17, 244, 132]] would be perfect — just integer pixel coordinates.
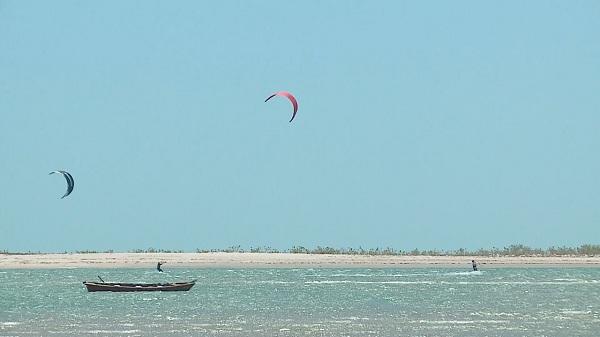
[[265, 91, 298, 123]]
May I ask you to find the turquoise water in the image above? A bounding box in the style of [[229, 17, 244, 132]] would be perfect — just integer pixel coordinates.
[[1, 268, 599, 336]]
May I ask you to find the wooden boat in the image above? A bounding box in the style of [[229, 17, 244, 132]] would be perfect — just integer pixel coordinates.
[[83, 280, 196, 292]]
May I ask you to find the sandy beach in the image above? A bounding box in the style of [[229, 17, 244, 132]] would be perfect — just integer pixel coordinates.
[[1, 252, 599, 269]]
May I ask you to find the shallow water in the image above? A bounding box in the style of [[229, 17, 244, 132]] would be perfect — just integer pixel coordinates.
[[1, 268, 599, 336]]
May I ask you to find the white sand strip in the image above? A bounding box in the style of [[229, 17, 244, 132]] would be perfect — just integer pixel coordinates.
[[1, 252, 599, 269]]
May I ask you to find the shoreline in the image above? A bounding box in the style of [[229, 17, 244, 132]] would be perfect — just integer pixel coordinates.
[[1, 252, 600, 269]]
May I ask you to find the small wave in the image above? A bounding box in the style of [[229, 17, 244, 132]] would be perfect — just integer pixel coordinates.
[[256, 280, 296, 284], [471, 312, 518, 317], [85, 329, 141, 334], [1, 322, 21, 326], [330, 273, 373, 277], [306, 279, 598, 286], [305, 280, 435, 285], [340, 316, 370, 321], [445, 280, 599, 285], [553, 278, 598, 283], [560, 310, 592, 315], [328, 273, 431, 278], [411, 319, 507, 324], [443, 271, 483, 276]]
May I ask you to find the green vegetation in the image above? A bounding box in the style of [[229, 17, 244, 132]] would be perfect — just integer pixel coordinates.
[[0, 250, 43, 255], [74, 250, 114, 254], [128, 248, 184, 253], [196, 246, 281, 253], [193, 244, 600, 256], [2, 244, 599, 256]]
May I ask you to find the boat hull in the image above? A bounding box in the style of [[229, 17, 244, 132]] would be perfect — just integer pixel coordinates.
[[83, 281, 195, 292]]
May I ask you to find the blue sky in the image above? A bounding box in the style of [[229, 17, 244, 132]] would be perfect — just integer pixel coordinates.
[[1, 1, 599, 252]]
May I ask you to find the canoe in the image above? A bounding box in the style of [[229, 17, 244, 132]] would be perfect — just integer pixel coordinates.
[[83, 280, 196, 292]]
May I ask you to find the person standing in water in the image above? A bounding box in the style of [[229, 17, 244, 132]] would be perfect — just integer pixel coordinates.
[[157, 262, 164, 272], [471, 260, 478, 271]]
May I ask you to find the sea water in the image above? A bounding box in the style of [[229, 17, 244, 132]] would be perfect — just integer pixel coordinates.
[[1, 268, 599, 336]]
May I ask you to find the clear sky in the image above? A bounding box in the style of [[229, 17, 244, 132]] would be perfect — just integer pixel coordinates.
[[1, 1, 599, 252]]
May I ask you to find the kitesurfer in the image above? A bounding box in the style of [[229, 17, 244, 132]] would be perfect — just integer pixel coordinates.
[[157, 262, 164, 272], [471, 260, 478, 271]]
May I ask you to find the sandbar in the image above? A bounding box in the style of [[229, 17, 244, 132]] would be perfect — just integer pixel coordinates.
[[1, 252, 599, 269]]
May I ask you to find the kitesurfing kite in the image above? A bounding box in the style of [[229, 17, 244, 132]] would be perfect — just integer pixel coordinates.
[[49, 170, 74, 199], [265, 91, 298, 123]]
